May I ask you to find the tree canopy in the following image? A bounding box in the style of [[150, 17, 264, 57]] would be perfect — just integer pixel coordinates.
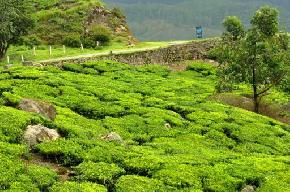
[[215, 6, 289, 113], [0, 0, 33, 59]]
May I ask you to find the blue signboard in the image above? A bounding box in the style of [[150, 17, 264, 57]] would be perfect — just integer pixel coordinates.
[[196, 26, 203, 38]]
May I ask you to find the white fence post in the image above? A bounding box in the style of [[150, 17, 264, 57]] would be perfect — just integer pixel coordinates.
[[81, 43, 84, 51], [33, 46, 36, 56], [63, 45, 66, 54], [49, 46, 52, 56], [21, 55, 24, 62], [7, 56, 10, 64]]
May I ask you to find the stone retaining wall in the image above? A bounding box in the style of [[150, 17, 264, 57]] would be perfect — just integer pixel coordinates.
[[30, 39, 218, 67]]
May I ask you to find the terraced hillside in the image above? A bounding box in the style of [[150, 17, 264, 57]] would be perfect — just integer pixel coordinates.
[[0, 60, 290, 191]]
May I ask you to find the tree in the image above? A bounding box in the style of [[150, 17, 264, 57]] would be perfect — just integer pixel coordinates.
[[216, 6, 289, 113], [0, 0, 33, 59], [222, 16, 244, 41]]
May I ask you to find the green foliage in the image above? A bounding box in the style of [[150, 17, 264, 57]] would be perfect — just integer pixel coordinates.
[[49, 181, 107, 192], [0, 153, 58, 191], [86, 25, 112, 47], [251, 6, 279, 37], [215, 6, 289, 112], [115, 175, 168, 192], [0, 0, 33, 58], [63, 36, 82, 48], [0, 60, 289, 191], [186, 61, 216, 76], [25, 165, 58, 190], [74, 162, 125, 186], [20, 35, 42, 48], [0, 106, 35, 143], [19, 0, 131, 47], [223, 16, 244, 40], [111, 7, 125, 19]]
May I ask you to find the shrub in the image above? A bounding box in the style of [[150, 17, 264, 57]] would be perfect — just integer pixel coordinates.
[[186, 61, 216, 76], [74, 162, 125, 186], [153, 165, 202, 189], [115, 175, 169, 192], [63, 35, 81, 48], [111, 8, 125, 19], [49, 181, 107, 192], [86, 25, 112, 47], [21, 35, 42, 48], [25, 165, 58, 190]]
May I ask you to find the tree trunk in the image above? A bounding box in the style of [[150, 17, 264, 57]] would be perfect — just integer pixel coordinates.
[[252, 67, 259, 113], [0, 41, 9, 60], [253, 93, 259, 113]]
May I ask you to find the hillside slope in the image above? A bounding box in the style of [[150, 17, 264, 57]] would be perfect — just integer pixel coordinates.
[[24, 0, 135, 46], [0, 60, 290, 191], [104, 0, 290, 40]]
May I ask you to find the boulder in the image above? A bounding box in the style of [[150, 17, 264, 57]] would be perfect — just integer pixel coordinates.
[[4, 64, 14, 69], [24, 125, 60, 147], [164, 123, 172, 129], [241, 185, 255, 192], [101, 132, 123, 143], [18, 98, 57, 120]]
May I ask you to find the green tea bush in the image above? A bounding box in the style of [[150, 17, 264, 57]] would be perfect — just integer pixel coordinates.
[[36, 138, 85, 166], [0, 60, 289, 191], [186, 61, 216, 76], [49, 181, 107, 192], [153, 164, 202, 189], [74, 162, 125, 186], [115, 175, 168, 192], [26, 164, 58, 190], [0, 106, 34, 143]]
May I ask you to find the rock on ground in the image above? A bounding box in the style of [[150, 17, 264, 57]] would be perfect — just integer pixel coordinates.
[[241, 185, 255, 192], [18, 98, 57, 120], [24, 125, 60, 147], [101, 132, 123, 142], [164, 123, 171, 129]]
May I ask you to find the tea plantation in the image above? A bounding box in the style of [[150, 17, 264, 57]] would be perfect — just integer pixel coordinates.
[[0, 60, 290, 191]]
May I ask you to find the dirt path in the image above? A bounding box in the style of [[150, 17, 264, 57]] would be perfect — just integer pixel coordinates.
[[23, 153, 72, 181], [37, 41, 189, 64]]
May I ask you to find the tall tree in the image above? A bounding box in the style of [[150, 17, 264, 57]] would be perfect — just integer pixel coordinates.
[[0, 0, 33, 59], [216, 6, 289, 113]]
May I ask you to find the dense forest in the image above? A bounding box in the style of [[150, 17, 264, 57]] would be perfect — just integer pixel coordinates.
[[104, 0, 290, 40]]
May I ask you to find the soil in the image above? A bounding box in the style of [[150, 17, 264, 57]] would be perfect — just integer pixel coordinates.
[[22, 153, 72, 181]]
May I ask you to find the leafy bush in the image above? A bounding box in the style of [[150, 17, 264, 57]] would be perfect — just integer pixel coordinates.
[[74, 162, 125, 186], [49, 181, 107, 192], [26, 165, 58, 190], [86, 25, 112, 47], [186, 61, 216, 76], [21, 35, 42, 48], [0, 60, 289, 191], [63, 35, 81, 48], [115, 175, 169, 192]]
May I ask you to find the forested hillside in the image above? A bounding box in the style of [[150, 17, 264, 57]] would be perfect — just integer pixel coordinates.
[[104, 0, 290, 40]]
